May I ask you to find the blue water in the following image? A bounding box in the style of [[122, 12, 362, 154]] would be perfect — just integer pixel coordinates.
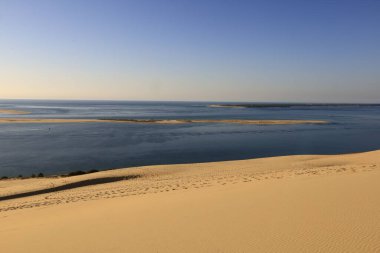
[[1, 100, 380, 177]]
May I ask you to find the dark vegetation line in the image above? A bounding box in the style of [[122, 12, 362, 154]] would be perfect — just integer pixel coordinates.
[[212, 103, 380, 108], [0, 169, 101, 180], [0, 175, 140, 202]]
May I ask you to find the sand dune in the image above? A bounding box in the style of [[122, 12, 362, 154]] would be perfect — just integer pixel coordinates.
[[0, 118, 327, 125], [0, 150, 379, 252]]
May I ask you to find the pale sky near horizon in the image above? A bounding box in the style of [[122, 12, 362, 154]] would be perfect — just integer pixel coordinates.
[[1, 0, 379, 102]]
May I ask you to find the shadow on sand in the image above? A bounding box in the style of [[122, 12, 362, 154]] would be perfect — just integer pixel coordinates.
[[0, 175, 140, 202]]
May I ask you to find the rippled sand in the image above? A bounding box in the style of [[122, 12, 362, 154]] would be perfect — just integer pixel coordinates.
[[0, 150, 379, 252]]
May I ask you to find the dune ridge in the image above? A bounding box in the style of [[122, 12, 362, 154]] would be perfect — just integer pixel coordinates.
[[0, 150, 379, 252]]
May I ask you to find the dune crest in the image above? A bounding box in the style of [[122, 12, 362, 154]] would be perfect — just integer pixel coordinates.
[[0, 150, 379, 252]]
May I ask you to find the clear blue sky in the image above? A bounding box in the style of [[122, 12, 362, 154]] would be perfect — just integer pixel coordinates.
[[1, 0, 379, 102]]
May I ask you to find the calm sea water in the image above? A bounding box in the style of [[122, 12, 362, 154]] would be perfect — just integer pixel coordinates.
[[1, 100, 380, 177]]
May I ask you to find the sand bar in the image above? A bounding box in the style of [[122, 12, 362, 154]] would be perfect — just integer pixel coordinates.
[[0, 118, 328, 125], [0, 109, 30, 115], [209, 104, 246, 108], [0, 150, 379, 252]]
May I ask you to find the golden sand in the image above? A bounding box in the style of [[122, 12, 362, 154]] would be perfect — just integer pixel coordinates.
[[0, 150, 379, 252]]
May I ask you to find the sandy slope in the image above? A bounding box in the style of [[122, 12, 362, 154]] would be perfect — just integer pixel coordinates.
[[1, 150, 379, 253]]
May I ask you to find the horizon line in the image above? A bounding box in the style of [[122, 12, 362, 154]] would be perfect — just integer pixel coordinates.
[[0, 98, 379, 105]]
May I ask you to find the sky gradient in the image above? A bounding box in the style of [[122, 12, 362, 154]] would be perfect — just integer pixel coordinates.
[[1, 0, 379, 102]]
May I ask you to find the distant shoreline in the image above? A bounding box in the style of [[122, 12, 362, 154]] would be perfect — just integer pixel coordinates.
[[209, 103, 380, 108]]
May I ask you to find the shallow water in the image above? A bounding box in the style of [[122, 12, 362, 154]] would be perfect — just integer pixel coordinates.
[[1, 100, 380, 177]]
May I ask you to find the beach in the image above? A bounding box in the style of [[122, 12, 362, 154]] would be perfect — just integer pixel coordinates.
[[1, 150, 379, 253]]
